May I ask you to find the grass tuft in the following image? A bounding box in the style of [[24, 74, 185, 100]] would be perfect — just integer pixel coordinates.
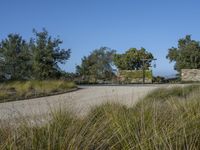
[[0, 80, 77, 102], [1, 85, 200, 149]]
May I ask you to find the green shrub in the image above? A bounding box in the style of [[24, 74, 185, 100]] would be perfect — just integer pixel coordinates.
[[119, 70, 152, 79], [119, 70, 153, 83], [0, 92, 9, 100]]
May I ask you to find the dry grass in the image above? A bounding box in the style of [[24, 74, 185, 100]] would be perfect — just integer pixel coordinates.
[[1, 85, 200, 149], [0, 80, 77, 102]]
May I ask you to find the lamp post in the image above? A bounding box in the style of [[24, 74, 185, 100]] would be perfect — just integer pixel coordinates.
[[0, 57, 4, 80], [141, 58, 157, 84]]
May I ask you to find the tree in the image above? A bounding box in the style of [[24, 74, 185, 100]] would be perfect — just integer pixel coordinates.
[[113, 48, 154, 70], [166, 35, 200, 72], [0, 34, 32, 80], [31, 29, 71, 80], [76, 47, 116, 82], [0, 29, 71, 81], [0, 52, 6, 81]]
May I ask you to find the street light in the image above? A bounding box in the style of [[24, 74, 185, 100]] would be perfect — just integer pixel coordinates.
[[0, 57, 5, 80], [141, 58, 157, 84]]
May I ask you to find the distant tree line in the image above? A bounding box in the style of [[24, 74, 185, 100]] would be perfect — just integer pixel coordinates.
[[76, 47, 154, 83], [0, 29, 198, 83], [76, 35, 200, 83], [0, 29, 155, 82], [0, 29, 70, 81]]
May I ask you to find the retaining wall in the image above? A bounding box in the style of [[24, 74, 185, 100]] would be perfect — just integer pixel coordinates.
[[117, 70, 152, 83], [181, 69, 200, 82]]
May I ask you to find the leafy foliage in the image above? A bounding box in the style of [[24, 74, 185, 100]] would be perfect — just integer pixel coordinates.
[[153, 76, 166, 83], [119, 70, 152, 79], [167, 35, 200, 72], [113, 47, 154, 70], [0, 34, 32, 80], [31, 29, 71, 79], [0, 29, 71, 80], [76, 47, 116, 81]]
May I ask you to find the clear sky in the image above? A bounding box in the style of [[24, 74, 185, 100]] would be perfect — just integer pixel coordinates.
[[1, 0, 200, 77]]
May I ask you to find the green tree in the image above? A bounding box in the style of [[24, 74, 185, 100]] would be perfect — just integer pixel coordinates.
[[0, 53, 5, 80], [166, 35, 200, 72], [0, 34, 32, 80], [113, 48, 154, 70], [31, 29, 71, 80], [76, 47, 116, 82]]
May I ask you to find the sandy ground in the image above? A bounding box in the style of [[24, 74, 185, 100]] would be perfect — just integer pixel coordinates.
[[0, 85, 182, 120]]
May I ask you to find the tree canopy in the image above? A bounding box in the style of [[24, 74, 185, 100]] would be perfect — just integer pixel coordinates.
[[166, 35, 200, 72], [0, 29, 71, 81], [76, 47, 116, 81], [31, 29, 71, 79], [0, 34, 32, 80], [113, 48, 154, 70]]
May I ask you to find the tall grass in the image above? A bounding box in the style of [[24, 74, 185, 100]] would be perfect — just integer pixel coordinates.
[[0, 80, 77, 102], [1, 85, 200, 149]]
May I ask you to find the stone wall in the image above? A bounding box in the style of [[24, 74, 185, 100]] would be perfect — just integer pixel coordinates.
[[117, 70, 152, 83], [181, 69, 200, 82]]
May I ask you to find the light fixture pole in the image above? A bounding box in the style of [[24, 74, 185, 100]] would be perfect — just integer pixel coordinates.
[[141, 58, 157, 84], [0, 57, 4, 80]]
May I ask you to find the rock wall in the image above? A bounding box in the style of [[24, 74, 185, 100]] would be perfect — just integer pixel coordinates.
[[181, 69, 200, 82]]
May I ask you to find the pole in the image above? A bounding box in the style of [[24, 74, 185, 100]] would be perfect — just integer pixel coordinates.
[[142, 59, 145, 84], [141, 58, 157, 84]]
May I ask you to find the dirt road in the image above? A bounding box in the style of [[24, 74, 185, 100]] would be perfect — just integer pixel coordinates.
[[0, 85, 179, 120]]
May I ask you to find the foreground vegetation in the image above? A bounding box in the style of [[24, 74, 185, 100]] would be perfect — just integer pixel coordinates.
[[1, 85, 200, 149], [0, 80, 76, 102]]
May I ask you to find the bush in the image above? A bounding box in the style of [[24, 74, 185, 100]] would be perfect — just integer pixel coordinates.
[[152, 76, 166, 83], [118, 70, 153, 83]]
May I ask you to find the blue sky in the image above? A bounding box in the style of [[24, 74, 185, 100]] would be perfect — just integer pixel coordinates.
[[1, 0, 200, 77]]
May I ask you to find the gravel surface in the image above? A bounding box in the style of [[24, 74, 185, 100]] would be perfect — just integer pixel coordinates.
[[0, 85, 183, 120]]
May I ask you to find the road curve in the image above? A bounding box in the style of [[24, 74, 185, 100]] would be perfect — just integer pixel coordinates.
[[0, 85, 180, 120]]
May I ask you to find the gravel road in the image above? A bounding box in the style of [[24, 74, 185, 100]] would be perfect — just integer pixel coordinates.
[[0, 85, 182, 120]]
